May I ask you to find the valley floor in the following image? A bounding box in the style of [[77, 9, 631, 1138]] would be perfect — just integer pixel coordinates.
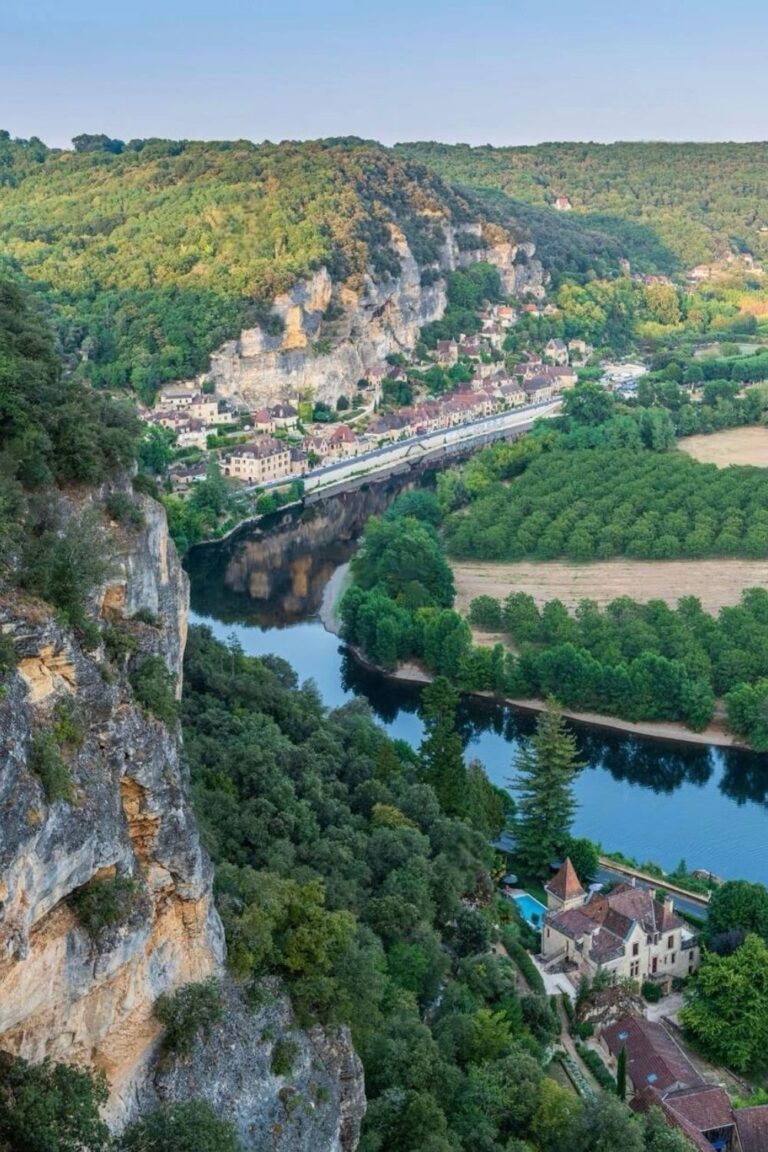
[[451, 557, 768, 616], [678, 424, 768, 467]]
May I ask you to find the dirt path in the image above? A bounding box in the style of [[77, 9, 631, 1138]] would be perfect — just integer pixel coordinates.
[[452, 558, 768, 616]]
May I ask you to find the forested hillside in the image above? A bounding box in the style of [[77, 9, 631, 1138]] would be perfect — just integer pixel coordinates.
[[397, 141, 768, 272], [0, 132, 499, 397]]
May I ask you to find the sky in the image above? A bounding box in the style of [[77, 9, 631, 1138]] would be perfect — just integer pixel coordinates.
[[3, 0, 768, 149]]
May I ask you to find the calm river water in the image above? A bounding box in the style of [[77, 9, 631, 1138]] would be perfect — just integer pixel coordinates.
[[187, 514, 768, 884]]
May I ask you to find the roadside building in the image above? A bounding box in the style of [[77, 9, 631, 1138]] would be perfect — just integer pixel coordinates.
[[222, 438, 292, 484], [523, 377, 554, 402]]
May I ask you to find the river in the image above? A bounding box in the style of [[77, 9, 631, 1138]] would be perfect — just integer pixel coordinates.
[[186, 493, 768, 885]]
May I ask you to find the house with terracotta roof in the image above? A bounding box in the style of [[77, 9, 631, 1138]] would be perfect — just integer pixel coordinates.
[[542, 859, 699, 989], [603, 1015, 767, 1152]]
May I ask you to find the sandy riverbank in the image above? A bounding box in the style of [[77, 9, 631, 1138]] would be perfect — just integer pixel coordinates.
[[327, 623, 747, 749]]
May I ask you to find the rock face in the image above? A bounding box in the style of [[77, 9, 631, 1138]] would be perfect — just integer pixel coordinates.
[[0, 492, 366, 1147], [204, 222, 545, 409], [142, 980, 365, 1152]]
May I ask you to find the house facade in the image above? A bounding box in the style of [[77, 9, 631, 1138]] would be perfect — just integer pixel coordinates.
[[222, 438, 292, 484], [542, 859, 699, 988]]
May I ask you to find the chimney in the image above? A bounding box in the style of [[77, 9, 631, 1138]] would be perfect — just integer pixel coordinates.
[[664, 896, 674, 915]]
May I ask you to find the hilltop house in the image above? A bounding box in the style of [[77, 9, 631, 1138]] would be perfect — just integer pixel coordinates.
[[542, 859, 700, 990], [554, 196, 573, 211]]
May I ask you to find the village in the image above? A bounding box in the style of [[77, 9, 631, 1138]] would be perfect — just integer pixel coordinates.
[[139, 297, 600, 496]]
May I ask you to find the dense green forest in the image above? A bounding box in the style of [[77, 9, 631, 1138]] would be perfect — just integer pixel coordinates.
[[0, 275, 140, 636], [0, 132, 516, 400], [397, 141, 768, 272], [180, 625, 692, 1152]]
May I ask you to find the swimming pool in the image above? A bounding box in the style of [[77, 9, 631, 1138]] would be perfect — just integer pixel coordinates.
[[513, 892, 548, 929]]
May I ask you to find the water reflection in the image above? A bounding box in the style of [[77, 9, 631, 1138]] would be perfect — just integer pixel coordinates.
[[188, 531, 768, 882]]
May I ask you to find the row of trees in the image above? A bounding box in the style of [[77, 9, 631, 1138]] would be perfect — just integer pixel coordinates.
[[445, 444, 768, 563], [341, 481, 768, 742], [470, 587, 768, 739]]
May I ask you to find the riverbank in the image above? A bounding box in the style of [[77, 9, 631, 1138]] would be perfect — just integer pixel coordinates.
[[321, 603, 747, 749]]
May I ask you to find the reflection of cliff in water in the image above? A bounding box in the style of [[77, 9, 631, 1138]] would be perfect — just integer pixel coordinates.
[[186, 473, 428, 627]]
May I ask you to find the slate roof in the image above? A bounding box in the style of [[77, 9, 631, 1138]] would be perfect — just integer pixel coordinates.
[[602, 1017, 701, 1093]]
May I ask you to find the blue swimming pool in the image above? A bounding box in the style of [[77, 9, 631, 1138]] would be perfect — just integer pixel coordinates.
[[513, 892, 548, 929]]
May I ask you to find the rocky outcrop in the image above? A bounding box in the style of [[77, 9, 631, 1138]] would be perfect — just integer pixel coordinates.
[[204, 221, 545, 410], [0, 491, 366, 1147], [142, 980, 365, 1152]]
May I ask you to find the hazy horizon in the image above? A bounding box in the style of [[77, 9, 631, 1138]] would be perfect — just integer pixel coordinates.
[[4, 0, 768, 151]]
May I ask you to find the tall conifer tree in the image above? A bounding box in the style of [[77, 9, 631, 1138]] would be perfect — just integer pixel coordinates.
[[510, 699, 582, 877], [419, 677, 467, 817]]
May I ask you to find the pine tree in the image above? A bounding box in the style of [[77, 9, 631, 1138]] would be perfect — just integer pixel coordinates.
[[419, 677, 467, 817], [510, 698, 583, 877]]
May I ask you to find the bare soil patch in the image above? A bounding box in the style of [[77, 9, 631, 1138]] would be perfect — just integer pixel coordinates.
[[452, 558, 768, 616], [678, 426, 768, 468]]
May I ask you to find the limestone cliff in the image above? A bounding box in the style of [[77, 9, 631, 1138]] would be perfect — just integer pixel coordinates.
[[0, 491, 365, 1149], [204, 221, 544, 409]]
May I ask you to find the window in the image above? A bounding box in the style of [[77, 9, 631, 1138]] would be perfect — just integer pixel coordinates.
[[668, 935, 674, 949], [689, 950, 694, 961], [632, 942, 639, 957], [671, 952, 676, 964]]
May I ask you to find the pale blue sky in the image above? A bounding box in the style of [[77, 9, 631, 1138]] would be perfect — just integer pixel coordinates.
[[3, 0, 768, 148]]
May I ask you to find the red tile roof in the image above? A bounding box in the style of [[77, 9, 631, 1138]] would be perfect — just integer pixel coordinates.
[[546, 857, 585, 903], [735, 1106, 768, 1152], [602, 1017, 701, 1093]]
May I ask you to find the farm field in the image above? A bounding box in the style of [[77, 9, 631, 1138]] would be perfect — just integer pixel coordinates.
[[452, 558, 768, 616], [678, 426, 768, 468]]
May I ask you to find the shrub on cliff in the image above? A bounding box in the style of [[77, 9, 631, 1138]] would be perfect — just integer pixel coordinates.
[[119, 1101, 243, 1152], [155, 979, 224, 1057], [71, 876, 143, 941], [129, 656, 179, 725], [0, 1052, 109, 1152], [28, 732, 74, 804]]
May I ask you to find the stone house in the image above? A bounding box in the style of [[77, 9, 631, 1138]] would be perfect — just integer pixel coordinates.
[[188, 394, 220, 425], [251, 409, 276, 434], [158, 386, 196, 409], [542, 859, 699, 989], [436, 340, 459, 366], [554, 196, 573, 211], [175, 419, 208, 449], [545, 338, 569, 365], [222, 438, 292, 484], [269, 403, 299, 430]]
